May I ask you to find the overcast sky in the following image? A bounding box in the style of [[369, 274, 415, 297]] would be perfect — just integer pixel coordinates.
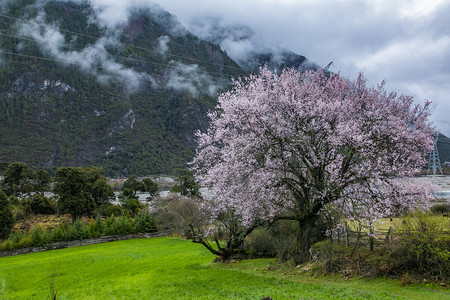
[[144, 0, 450, 136]]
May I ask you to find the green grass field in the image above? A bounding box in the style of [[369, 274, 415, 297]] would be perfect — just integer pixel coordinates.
[[0, 237, 448, 299]]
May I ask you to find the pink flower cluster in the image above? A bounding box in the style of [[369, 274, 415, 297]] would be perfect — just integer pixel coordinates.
[[192, 67, 435, 228]]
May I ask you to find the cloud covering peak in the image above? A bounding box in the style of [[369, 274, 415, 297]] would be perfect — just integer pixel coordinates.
[[150, 0, 450, 136]]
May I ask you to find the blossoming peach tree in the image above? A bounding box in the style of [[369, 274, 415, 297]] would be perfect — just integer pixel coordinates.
[[191, 67, 435, 262]]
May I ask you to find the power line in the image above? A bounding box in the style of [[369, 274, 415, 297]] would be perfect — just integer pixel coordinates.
[[0, 31, 171, 70], [0, 12, 244, 73], [0, 48, 169, 80]]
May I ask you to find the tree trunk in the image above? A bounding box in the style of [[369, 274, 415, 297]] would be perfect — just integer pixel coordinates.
[[295, 218, 316, 264]]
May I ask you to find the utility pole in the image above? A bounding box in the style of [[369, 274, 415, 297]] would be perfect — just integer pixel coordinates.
[[427, 133, 443, 176]]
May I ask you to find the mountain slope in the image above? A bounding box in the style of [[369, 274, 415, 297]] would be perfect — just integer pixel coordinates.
[[187, 19, 318, 73], [0, 0, 245, 176]]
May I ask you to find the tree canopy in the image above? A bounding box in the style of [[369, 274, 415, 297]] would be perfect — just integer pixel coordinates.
[[1, 162, 52, 199], [170, 169, 201, 198], [0, 190, 14, 239], [1, 162, 37, 199], [192, 68, 434, 262], [54, 166, 112, 220]]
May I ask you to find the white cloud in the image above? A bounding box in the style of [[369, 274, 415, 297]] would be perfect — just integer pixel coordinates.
[[17, 10, 155, 92], [151, 0, 450, 136], [156, 35, 170, 54], [166, 61, 219, 96]]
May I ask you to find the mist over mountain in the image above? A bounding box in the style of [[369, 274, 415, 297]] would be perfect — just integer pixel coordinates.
[[187, 17, 318, 73], [0, 0, 244, 176]]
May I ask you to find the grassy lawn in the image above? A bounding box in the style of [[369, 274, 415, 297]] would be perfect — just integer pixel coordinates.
[[0, 237, 448, 299]]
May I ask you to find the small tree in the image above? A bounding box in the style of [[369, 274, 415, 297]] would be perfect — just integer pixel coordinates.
[[84, 167, 114, 207], [123, 175, 145, 198], [54, 167, 96, 221], [142, 178, 159, 200], [35, 169, 52, 196], [192, 68, 434, 263], [0, 190, 14, 239], [170, 169, 201, 198], [29, 194, 56, 215], [1, 162, 37, 199]]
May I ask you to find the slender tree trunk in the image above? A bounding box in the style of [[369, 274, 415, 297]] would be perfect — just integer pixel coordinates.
[[295, 217, 316, 264]]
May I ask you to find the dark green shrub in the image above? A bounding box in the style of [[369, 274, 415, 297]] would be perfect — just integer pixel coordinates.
[[94, 214, 105, 236], [30, 227, 46, 247], [68, 219, 89, 241], [17, 235, 33, 249], [104, 215, 116, 236], [29, 194, 56, 215], [0, 239, 13, 251], [8, 195, 19, 205], [103, 205, 123, 217], [430, 204, 449, 215], [51, 223, 70, 242], [123, 198, 142, 215], [11, 202, 32, 221], [0, 190, 14, 239], [270, 220, 298, 261], [134, 210, 157, 233], [112, 214, 134, 236], [88, 218, 96, 239], [244, 228, 276, 257]]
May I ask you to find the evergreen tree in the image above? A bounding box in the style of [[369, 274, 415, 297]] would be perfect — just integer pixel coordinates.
[[0, 190, 14, 239]]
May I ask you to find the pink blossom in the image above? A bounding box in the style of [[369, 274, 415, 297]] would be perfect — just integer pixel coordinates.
[[192, 67, 434, 230]]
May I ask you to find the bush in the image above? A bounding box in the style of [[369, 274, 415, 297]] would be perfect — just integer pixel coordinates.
[[430, 204, 450, 216], [29, 194, 56, 215], [11, 202, 32, 221], [102, 204, 123, 217], [152, 194, 207, 236], [8, 231, 25, 249], [391, 212, 450, 281], [104, 215, 116, 235], [0, 239, 13, 251], [269, 220, 298, 261], [8, 195, 19, 205], [51, 223, 70, 242], [112, 214, 133, 236], [0, 190, 14, 239], [30, 227, 48, 247], [16, 235, 33, 249], [68, 219, 89, 241], [94, 214, 105, 236], [134, 210, 157, 233], [122, 198, 143, 215], [244, 228, 276, 257]]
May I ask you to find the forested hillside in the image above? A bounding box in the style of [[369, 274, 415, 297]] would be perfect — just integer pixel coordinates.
[[0, 0, 245, 176]]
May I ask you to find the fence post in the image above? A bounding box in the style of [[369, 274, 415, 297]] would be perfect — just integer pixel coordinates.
[[384, 227, 392, 244]]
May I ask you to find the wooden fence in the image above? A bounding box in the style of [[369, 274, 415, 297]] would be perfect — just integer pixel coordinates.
[[329, 222, 394, 251]]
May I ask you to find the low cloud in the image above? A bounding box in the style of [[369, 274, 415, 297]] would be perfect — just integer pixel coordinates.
[[166, 61, 219, 96], [17, 10, 155, 92], [156, 35, 170, 54], [151, 0, 450, 136]]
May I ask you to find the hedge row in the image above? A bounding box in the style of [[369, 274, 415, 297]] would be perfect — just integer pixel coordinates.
[[0, 211, 157, 251]]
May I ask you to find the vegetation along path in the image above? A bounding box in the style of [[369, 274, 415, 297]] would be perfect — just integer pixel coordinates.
[[0, 237, 447, 299]]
